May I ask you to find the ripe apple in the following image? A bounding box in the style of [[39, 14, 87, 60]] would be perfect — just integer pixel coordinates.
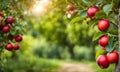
[[67, 4, 74, 10], [87, 6, 99, 18], [5, 16, 14, 24], [97, 55, 109, 69], [2, 25, 10, 33], [99, 35, 108, 47], [0, 24, 3, 30], [13, 44, 20, 50], [5, 43, 13, 51], [98, 19, 110, 31], [107, 52, 119, 64], [8, 34, 14, 40], [15, 34, 23, 42]]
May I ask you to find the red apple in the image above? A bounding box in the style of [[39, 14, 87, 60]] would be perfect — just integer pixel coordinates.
[[107, 52, 119, 64], [99, 35, 108, 47], [2, 25, 10, 33], [8, 34, 14, 40], [5, 16, 14, 24], [97, 55, 109, 69], [67, 4, 74, 10], [15, 34, 23, 42], [0, 24, 3, 30], [13, 44, 20, 50], [87, 6, 99, 18], [98, 19, 110, 31], [5, 43, 13, 51]]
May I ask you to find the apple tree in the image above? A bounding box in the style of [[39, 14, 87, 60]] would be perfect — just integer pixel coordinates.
[[0, 0, 29, 71], [65, 0, 120, 71]]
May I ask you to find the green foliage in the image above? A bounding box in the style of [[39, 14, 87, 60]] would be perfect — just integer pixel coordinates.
[[106, 37, 115, 52], [95, 50, 107, 60], [4, 57, 59, 72], [92, 32, 107, 41], [96, 11, 106, 19], [70, 17, 84, 24], [103, 4, 112, 15]]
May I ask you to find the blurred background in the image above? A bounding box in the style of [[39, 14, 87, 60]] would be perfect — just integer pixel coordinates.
[[0, 0, 115, 72]]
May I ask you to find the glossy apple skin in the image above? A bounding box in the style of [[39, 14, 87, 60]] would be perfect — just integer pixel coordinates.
[[107, 52, 119, 64], [87, 6, 99, 18], [5, 43, 13, 51], [67, 4, 74, 10], [97, 55, 109, 69], [2, 26, 10, 33], [98, 19, 110, 31], [13, 44, 20, 50], [99, 35, 108, 47], [5, 16, 14, 24], [15, 34, 23, 42]]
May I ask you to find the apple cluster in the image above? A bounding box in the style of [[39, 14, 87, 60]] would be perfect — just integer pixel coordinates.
[[66, 4, 75, 18], [87, 6, 119, 69], [0, 11, 23, 51]]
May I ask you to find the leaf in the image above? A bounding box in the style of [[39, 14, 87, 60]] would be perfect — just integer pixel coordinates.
[[88, 19, 98, 28], [70, 17, 83, 24], [92, 32, 106, 41], [103, 4, 112, 15], [108, 29, 118, 35], [82, 0, 90, 4], [80, 10, 87, 18], [95, 49, 107, 60], [96, 11, 106, 19], [96, 0, 103, 5], [106, 37, 115, 52]]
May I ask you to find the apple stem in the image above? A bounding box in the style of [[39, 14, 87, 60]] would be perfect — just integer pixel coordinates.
[[114, 8, 120, 72]]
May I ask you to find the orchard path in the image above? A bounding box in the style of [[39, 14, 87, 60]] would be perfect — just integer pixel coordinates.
[[56, 62, 95, 72]]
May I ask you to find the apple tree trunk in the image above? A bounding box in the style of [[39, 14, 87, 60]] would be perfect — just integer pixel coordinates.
[[114, 8, 120, 72]]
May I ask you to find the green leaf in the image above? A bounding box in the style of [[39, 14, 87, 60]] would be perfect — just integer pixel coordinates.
[[96, 11, 106, 19], [70, 17, 83, 24], [82, 0, 90, 4], [80, 10, 87, 18], [96, 0, 103, 5], [92, 32, 106, 41], [95, 49, 107, 60], [103, 4, 112, 15], [106, 37, 114, 52], [88, 19, 98, 28], [108, 29, 118, 35]]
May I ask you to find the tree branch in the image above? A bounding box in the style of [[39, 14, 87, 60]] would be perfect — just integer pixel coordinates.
[[110, 21, 118, 28], [114, 8, 120, 72]]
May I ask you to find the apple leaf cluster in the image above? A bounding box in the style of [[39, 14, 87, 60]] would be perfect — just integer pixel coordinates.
[[0, 1, 25, 71]]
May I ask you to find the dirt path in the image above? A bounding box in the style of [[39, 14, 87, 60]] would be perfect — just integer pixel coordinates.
[[57, 63, 95, 72]]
